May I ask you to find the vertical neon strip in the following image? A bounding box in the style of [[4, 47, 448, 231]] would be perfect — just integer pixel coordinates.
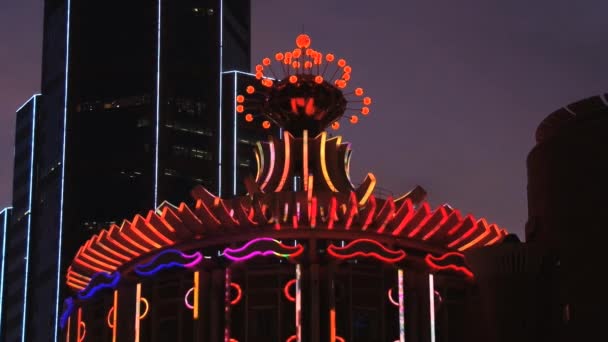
[[65, 316, 70, 342], [112, 290, 118, 342], [319, 132, 338, 192], [0, 207, 11, 336], [22, 96, 38, 341], [76, 308, 84, 342], [135, 283, 142, 342], [275, 131, 291, 192], [154, 0, 162, 207], [193, 271, 200, 319], [55, 1, 71, 337], [330, 309, 336, 342], [217, 0, 224, 197], [224, 268, 230, 342], [232, 72, 237, 195], [295, 264, 302, 342], [398, 269, 405, 342], [260, 141, 275, 190], [429, 274, 435, 342], [302, 130, 308, 191]]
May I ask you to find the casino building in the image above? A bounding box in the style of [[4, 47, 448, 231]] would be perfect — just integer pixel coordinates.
[[60, 35, 508, 342]]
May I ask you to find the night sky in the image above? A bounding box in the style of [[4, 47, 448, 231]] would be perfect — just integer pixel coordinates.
[[2, 0, 608, 239]]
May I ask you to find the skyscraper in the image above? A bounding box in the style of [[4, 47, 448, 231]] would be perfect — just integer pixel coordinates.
[[1, 1, 263, 341], [0, 207, 13, 339]]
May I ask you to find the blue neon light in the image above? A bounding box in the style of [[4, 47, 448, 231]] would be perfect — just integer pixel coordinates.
[[154, 0, 162, 208], [134, 249, 203, 277], [22, 94, 39, 341], [54, 1, 71, 340], [0, 207, 12, 335], [76, 272, 121, 300], [59, 297, 74, 330]]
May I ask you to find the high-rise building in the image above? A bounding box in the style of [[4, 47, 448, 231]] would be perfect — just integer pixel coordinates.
[[0, 94, 39, 342], [526, 94, 608, 341], [0, 207, 13, 339], [1, 1, 265, 341]]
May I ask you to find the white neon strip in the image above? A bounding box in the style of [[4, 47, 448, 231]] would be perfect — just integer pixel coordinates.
[[22, 95, 38, 341], [296, 264, 302, 342], [154, 0, 162, 207], [0, 206, 12, 335], [398, 269, 405, 342], [233, 72, 237, 195], [429, 274, 436, 342], [217, 0, 224, 197], [54, 1, 71, 339]]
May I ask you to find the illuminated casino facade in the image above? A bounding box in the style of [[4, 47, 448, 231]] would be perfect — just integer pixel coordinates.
[[60, 35, 508, 342]]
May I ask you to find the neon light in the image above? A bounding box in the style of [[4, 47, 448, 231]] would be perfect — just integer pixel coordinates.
[[320, 132, 338, 192], [140, 297, 150, 319], [284, 279, 296, 302], [185, 288, 195, 309], [233, 72, 238, 195], [425, 252, 474, 278], [222, 237, 304, 262], [154, 0, 162, 206], [60, 297, 75, 330], [260, 140, 275, 190], [229, 283, 242, 305], [108, 290, 118, 342], [0, 207, 12, 334], [275, 131, 291, 191], [429, 274, 436, 342], [134, 249, 202, 276], [224, 267, 230, 342], [65, 316, 70, 342], [327, 239, 406, 263], [303, 130, 308, 190], [134, 283, 147, 342], [286, 336, 297, 342], [398, 269, 405, 342], [358, 173, 376, 206], [458, 219, 491, 251], [296, 264, 302, 342], [77, 307, 86, 342], [217, 0, 224, 197], [194, 271, 200, 319], [77, 272, 120, 300], [330, 308, 336, 342], [19, 95, 38, 342], [387, 288, 399, 307]]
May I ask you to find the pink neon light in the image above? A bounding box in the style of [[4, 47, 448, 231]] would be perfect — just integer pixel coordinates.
[[223, 237, 304, 262], [388, 288, 399, 307]]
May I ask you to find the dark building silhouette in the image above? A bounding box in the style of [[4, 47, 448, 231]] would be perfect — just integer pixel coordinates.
[[526, 94, 608, 341], [0, 95, 39, 342], [0, 207, 12, 338], [0, 1, 266, 341]]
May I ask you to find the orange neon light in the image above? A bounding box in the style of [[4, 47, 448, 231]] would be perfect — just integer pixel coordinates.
[[458, 219, 491, 251], [245, 113, 254, 122], [315, 75, 323, 84], [320, 132, 338, 192], [275, 52, 284, 61], [331, 122, 340, 130], [255, 143, 263, 182], [289, 75, 298, 83], [65, 316, 70, 342], [97, 238, 130, 261], [77, 308, 86, 342], [361, 107, 370, 115], [236, 105, 244, 113], [350, 115, 359, 124], [246, 85, 255, 94], [422, 209, 458, 241], [194, 271, 200, 319], [326, 53, 335, 62], [363, 97, 372, 105], [355, 87, 364, 96], [337, 59, 346, 67], [358, 174, 376, 206], [236, 95, 244, 103], [262, 57, 271, 66], [296, 34, 311, 48], [275, 131, 291, 191], [262, 120, 271, 129], [330, 308, 336, 342], [129, 225, 161, 249], [260, 140, 275, 190], [484, 225, 504, 246]]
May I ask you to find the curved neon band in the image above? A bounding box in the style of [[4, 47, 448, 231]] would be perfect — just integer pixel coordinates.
[[388, 288, 399, 307], [107, 307, 115, 328], [230, 283, 242, 305], [284, 279, 296, 302], [275, 131, 291, 192], [222, 237, 304, 262], [320, 132, 338, 192], [185, 287, 195, 309], [139, 297, 149, 319], [255, 142, 264, 183], [327, 239, 406, 263], [260, 140, 275, 190]]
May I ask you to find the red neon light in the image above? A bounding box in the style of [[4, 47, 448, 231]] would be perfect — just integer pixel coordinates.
[[327, 239, 406, 263], [284, 279, 296, 302], [387, 288, 399, 307], [360, 195, 377, 231], [425, 252, 474, 278], [230, 283, 242, 305]]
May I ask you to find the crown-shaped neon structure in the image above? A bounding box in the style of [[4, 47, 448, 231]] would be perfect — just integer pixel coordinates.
[[237, 34, 372, 136]]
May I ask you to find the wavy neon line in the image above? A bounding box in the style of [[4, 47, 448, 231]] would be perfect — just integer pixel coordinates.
[[222, 237, 304, 262]]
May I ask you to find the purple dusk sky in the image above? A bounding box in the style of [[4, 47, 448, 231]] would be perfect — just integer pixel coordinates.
[[2, 0, 608, 239]]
